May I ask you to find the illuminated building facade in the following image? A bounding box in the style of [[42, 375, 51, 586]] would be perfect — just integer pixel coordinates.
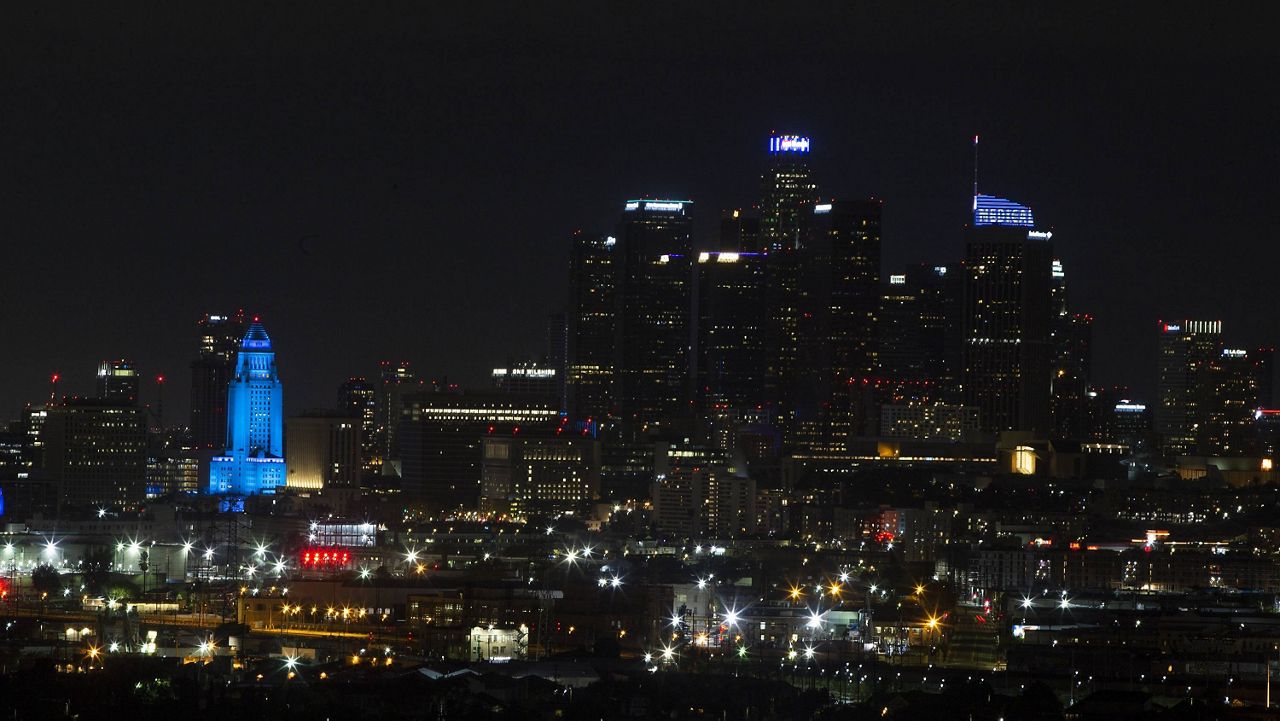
[[566, 232, 616, 421], [285, 412, 360, 490], [145, 428, 199, 498], [208, 320, 286, 496], [613, 199, 693, 435], [695, 250, 766, 449], [652, 463, 756, 539], [795, 199, 882, 450], [479, 431, 600, 517], [189, 311, 246, 450], [492, 361, 558, 398], [96, 359, 139, 404], [973, 194, 1035, 227], [1202, 348, 1260, 456], [760, 134, 819, 441], [961, 217, 1054, 434], [1156, 320, 1223, 456], [879, 403, 980, 441]]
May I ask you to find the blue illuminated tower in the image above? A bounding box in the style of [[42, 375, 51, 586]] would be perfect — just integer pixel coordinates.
[[208, 320, 286, 495]]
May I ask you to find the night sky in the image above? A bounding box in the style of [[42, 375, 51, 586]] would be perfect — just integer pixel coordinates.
[[2, 4, 1277, 421]]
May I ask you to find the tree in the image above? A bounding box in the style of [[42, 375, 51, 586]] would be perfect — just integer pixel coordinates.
[[31, 564, 62, 596]]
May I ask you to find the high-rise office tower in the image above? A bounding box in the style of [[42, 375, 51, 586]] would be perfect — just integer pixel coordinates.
[[376, 360, 416, 476], [208, 320, 287, 496], [1253, 347, 1275, 408], [492, 361, 559, 397], [479, 431, 600, 518], [190, 311, 247, 450], [1156, 320, 1223, 456], [338, 376, 379, 476], [397, 390, 561, 512], [720, 208, 761, 253], [96, 359, 140, 404], [285, 412, 361, 490], [566, 232, 617, 421], [43, 397, 147, 511], [1049, 311, 1093, 439], [695, 250, 766, 449], [1202, 347, 1259, 456], [760, 134, 818, 440], [878, 264, 953, 384], [961, 197, 1053, 434], [546, 310, 568, 411], [145, 428, 199, 498], [1048, 259, 1093, 439], [613, 199, 693, 435], [794, 199, 882, 450], [879, 274, 918, 380]]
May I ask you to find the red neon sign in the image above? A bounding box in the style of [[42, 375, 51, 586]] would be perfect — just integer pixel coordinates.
[[300, 548, 351, 568]]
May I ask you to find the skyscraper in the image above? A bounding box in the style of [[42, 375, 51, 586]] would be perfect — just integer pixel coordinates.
[[1202, 347, 1259, 456], [566, 232, 616, 421], [545, 310, 568, 411], [1048, 259, 1094, 439], [695, 250, 766, 449], [1156, 320, 1223, 456], [96, 359, 140, 404], [961, 198, 1053, 434], [43, 398, 147, 511], [208, 320, 286, 496], [794, 199, 882, 450], [479, 431, 600, 518], [492, 361, 558, 398], [338, 376, 379, 476], [1253, 347, 1275, 408], [878, 264, 954, 385], [375, 360, 416, 476], [720, 208, 761, 253], [397, 390, 561, 512], [760, 134, 818, 440], [613, 199, 693, 435], [285, 411, 361, 490], [190, 311, 246, 450]]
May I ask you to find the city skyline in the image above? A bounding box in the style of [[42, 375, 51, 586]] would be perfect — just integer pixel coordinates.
[[2, 5, 1278, 420], [6, 7, 1280, 717]]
